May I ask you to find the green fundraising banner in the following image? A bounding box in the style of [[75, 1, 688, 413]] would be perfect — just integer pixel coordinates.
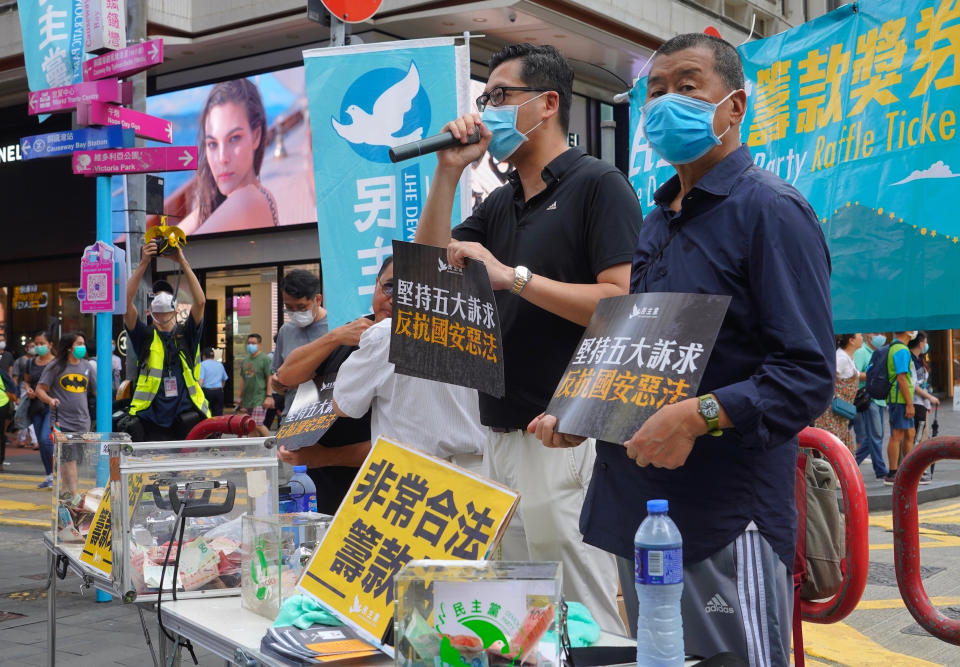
[[629, 0, 960, 333]]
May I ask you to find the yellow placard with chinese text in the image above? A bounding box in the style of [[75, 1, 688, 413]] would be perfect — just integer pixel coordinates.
[[297, 436, 519, 644], [80, 474, 144, 575]]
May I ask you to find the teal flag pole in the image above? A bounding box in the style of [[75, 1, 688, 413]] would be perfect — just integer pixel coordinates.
[[95, 175, 112, 604]]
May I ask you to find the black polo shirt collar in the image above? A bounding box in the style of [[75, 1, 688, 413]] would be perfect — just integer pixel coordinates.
[[652, 144, 756, 207], [508, 147, 586, 203]]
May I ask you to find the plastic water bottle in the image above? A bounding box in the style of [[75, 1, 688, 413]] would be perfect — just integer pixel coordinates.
[[289, 466, 317, 513], [635, 498, 684, 666]]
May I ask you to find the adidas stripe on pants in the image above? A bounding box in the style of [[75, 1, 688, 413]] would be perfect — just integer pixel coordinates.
[[681, 530, 793, 666]]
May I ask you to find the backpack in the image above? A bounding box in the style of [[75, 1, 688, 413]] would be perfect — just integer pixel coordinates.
[[792, 447, 845, 667], [864, 342, 907, 400], [794, 449, 844, 601]]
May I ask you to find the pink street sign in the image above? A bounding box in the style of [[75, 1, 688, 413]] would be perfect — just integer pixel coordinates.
[[28, 79, 129, 115], [72, 146, 198, 175], [78, 101, 173, 143], [83, 39, 163, 81]]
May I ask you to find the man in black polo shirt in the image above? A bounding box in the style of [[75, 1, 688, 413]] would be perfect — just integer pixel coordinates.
[[416, 43, 641, 633]]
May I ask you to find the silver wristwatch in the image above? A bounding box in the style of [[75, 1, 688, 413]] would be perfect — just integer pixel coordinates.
[[511, 265, 532, 295]]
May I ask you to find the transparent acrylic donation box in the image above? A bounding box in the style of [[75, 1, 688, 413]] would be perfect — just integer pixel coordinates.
[[52, 432, 132, 549], [241, 512, 333, 619], [394, 561, 562, 667], [110, 437, 278, 601]]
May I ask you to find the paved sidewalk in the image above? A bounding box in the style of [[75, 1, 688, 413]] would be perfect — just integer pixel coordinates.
[[0, 525, 226, 666], [856, 404, 960, 512], [0, 439, 233, 666]]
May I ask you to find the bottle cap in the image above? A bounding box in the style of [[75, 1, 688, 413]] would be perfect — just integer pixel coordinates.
[[647, 499, 668, 513], [293, 465, 307, 473]]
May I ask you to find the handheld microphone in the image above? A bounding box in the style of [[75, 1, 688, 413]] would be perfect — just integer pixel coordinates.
[[389, 128, 481, 163]]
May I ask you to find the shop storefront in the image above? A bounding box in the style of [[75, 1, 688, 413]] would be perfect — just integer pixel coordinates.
[[6, 283, 96, 352], [0, 106, 97, 355]]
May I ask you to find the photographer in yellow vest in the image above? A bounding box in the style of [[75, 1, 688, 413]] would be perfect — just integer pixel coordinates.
[[120, 240, 209, 441]]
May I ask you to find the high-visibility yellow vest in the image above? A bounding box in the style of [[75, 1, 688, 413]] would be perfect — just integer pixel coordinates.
[[129, 328, 210, 418], [0, 375, 9, 409]]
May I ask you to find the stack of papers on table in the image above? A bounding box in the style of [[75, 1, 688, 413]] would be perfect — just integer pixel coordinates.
[[260, 625, 383, 664]]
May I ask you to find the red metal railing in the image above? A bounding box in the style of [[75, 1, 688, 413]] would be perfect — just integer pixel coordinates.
[[893, 437, 960, 646], [798, 427, 870, 623], [185, 414, 255, 440]]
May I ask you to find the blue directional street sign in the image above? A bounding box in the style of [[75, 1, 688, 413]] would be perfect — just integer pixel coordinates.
[[20, 126, 134, 160]]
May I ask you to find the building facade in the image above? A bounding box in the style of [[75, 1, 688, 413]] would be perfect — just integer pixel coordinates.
[[0, 0, 847, 401]]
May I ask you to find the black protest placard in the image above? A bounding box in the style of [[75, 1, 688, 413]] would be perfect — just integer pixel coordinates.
[[388, 240, 505, 397], [545, 293, 731, 444], [275, 373, 339, 451]]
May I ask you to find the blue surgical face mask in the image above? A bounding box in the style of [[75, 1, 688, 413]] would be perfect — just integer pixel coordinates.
[[923, 343, 930, 354], [73, 345, 87, 360], [246, 343, 258, 355], [642, 90, 738, 165], [34, 344, 49, 356], [481, 92, 547, 161], [872, 335, 887, 348]]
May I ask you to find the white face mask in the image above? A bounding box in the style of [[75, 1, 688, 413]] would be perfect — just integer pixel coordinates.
[[0, 341, 6, 351], [288, 310, 315, 328], [908, 330, 919, 339]]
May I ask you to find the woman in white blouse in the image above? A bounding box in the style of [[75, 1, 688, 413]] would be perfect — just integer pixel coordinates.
[[815, 333, 864, 451], [837, 333, 864, 384]]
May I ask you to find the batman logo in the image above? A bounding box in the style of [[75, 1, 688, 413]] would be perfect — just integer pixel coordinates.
[[60, 373, 88, 393]]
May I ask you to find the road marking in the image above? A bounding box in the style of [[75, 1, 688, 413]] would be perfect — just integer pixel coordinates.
[[870, 533, 960, 550], [867, 503, 960, 550], [869, 505, 960, 531], [0, 481, 55, 491], [0, 499, 48, 511], [0, 473, 49, 482], [856, 595, 960, 610], [0, 517, 47, 527], [802, 621, 944, 666]]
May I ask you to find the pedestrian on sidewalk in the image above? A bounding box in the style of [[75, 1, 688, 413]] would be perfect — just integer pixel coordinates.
[[884, 331, 917, 486], [10, 342, 37, 448], [815, 333, 862, 452], [237, 334, 273, 437], [909, 332, 939, 484], [198, 347, 228, 417], [35, 333, 95, 498], [0, 367, 14, 467], [20, 332, 55, 488], [0, 332, 14, 376], [854, 333, 889, 480]]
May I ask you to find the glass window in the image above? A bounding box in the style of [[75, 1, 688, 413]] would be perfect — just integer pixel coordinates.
[[202, 268, 278, 406]]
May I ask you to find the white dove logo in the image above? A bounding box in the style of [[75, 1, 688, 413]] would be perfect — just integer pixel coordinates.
[[630, 304, 643, 319], [438, 257, 463, 275], [332, 61, 431, 163]]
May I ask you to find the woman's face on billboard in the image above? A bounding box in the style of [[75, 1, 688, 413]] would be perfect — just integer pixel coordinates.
[[204, 101, 261, 197]]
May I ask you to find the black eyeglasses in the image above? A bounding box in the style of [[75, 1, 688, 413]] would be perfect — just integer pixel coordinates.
[[476, 86, 552, 112], [378, 280, 394, 297]]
